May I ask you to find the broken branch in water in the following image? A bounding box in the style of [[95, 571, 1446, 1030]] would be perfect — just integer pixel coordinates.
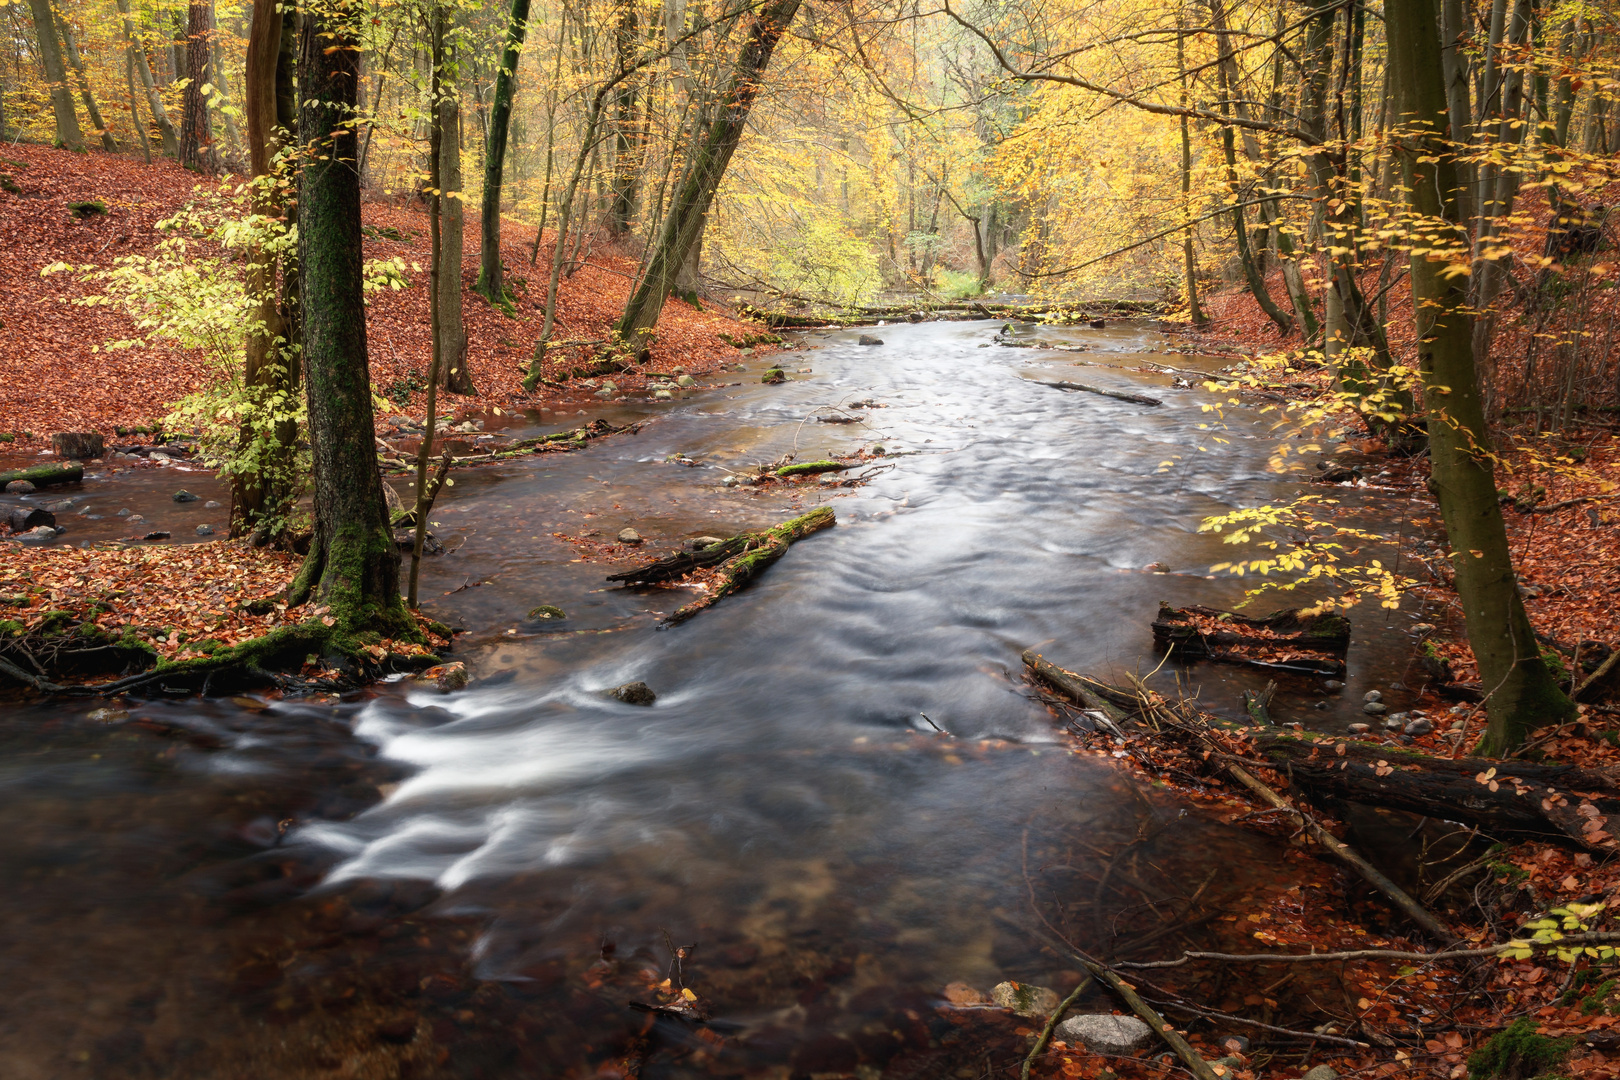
[[1030, 379, 1163, 406], [607, 507, 836, 625]]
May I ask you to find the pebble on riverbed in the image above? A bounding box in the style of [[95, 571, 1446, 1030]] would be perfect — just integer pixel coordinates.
[[990, 981, 1059, 1017], [618, 528, 642, 544], [1364, 701, 1388, 715]]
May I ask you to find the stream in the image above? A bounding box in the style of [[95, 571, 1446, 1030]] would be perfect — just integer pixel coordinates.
[[1, 320, 1440, 1078]]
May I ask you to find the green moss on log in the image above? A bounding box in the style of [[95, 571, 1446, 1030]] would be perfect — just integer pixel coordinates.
[[0, 462, 83, 488], [775, 460, 850, 478]]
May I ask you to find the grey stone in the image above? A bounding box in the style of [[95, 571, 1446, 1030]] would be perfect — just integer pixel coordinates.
[[1404, 718, 1435, 736], [149, 451, 170, 462], [653, 389, 674, 400], [115, 508, 131, 517], [1363, 690, 1382, 703], [672, 367, 687, 375], [1301, 1068, 1338, 1080], [594, 389, 615, 399], [528, 605, 566, 620], [618, 528, 642, 544], [686, 536, 725, 551], [1348, 723, 1370, 733], [86, 708, 128, 724], [1387, 712, 1409, 724], [195, 524, 214, 536], [4, 480, 35, 494], [722, 476, 741, 487], [990, 981, 1060, 1017], [611, 681, 657, 706], [1323, 680, 1344, 691], [1054, 1013, 1154, 1054], [16, 526, 55, 544], [858, 334, 884, 346], [675, 375, 696, 387], [1363, 701, 1388, 715], [1384, 716, 1403, 730], [43, 499, 75, 511], [205, 500, 222, 509], [173, 489, 200, 503]]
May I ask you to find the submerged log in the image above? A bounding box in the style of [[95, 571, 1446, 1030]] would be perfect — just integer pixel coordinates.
[[1152, 604, 1350, 675], [608, 507, 835, 625], [1031, 379, 1163, 406]]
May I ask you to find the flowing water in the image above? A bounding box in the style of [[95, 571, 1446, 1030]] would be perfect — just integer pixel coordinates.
[[1, 321, 1438, 1078]]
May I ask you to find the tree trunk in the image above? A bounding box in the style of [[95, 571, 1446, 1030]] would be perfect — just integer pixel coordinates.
[[475, 0, 531, 305], [1386, 0, 1574, 754], [1176, 22, 1204, 324], [116, 0, 179, 156], [55, 13, 116, 151], [436, 86, 474, 395], [291, 0, 410, 635], [608, 0, 643, 235], [1439, 0, 1475, 227], [26, 0, 84, 152], [211, 13, 244, 165], [234, 0, 299, 541], [614, 0, 803, 355], [179, 0, 218, 172], [125, 49, 152, 163]]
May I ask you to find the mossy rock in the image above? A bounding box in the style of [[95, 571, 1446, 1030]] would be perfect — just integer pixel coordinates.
[[1467, 1018, 1574, 1079], [761, 368, 787, 385], [66, 200, 106, 218], [528, 605, 566, 620]]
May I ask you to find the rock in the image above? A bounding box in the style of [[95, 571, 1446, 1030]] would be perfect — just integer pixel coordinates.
[[762, 368, 787, 384], [87, 708, 128, 723], [858, 334, 884, 346], [150, 451, 170, 462], [115, 507, 131, 517], [1363, 701, 1388, 715], [1144, 562, 1168, 573], [672, 367, 687, 375], [941, 982, 987, 1006], [732, 363, 747, 372], [195, 524, 214, 536], [675, 375, 696, 387], [1089, 318, 1106, 329], [1348, 723, 1370, 733], [1217, 1035, 1250, 1054], [1404, 717, 1435, 736], [415, 662, 468, 692], [722, 476, 740, 487], [686, 536, 725, 551], [1387, 712, 1409, 725], [1301, 1067, 1339, 1080], [618, 528, 642, 544], [1384, 716, 1403, 730], [51, 432, 104, 459], [16, 526, 56, 544], [594, 389, 615, 399], [1323, 679, 1344, 691], [43, 499, 75, 512], [1314, 701, 1328, 709], [1411, 622, 1436, 633], [1363, 690, 1382, 703], [1054, 1013, 1154, 1054], [5, 480, 35, 494], [205, 500, 222, 509], [611, 681, 657, 706], [126, 514, 144, 524], [653, 389, 674, 400], [143, 531, 171, 540], [527, 605, 566, 620], [990, 981, 1060, 1017]]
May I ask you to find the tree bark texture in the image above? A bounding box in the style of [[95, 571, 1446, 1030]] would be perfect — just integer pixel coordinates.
[[614, 0, 803, 353], [55, 13, 116, 150], [436, 89, 474, 395], [608, 0, 644, 235], [26, 0, 84, 151], [179, 0, 218, 172], [1387, 0, 1575, 753], [116, 0, 179, 156], [294, 0, 408, 633], [476, 0, 532, 304]]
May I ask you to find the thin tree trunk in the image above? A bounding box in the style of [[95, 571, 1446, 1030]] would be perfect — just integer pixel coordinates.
[[56, 12, 116, 150], [412, 6, 448, 610], [436, 79, 474, 395], [116, 0, 179, 156], [26, 0, 84, 151], [476, 0, 532, 304], [125, 49, 151, 163], [608, 0, 643, 235], [1440, 0, 1475, 226], [291, 0, 409, 634], [179, 0, 218, 172], [614, 0, 803, 353], [1386, 0, 1574, 754], [211, 10, 244, 165]]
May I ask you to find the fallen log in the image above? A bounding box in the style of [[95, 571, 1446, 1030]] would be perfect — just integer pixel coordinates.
[[775, 460, 852, 478], [51, 432, 104, 459], [0, 463, 84, 489], [608, 507, 835, 625], [1031, 379, 1163, 406], [1152, 604, 1350, 676], [5, 507, 55, 532]]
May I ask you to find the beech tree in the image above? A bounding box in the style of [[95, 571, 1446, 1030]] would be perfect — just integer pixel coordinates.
[[475, 0, 531, 307], [26, 0, 85, 151], [290, 0, 412, 635]]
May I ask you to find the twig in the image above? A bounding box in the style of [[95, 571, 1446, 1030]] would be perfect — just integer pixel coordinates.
[[1021, 976, 1095, 1080], [1115, 931, 1620, 968], [1030, 378, 1164, 406]]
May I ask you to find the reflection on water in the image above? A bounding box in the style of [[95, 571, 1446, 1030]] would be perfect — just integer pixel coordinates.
[[1, 321, 1428, 1077]]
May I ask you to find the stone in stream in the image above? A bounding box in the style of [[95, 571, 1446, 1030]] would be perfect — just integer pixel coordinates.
[[675, 375, 696, 388], [1323, 679, 1344, 691], [1089, 318, 1106, 329], [858, 334, 884, 346], [115, 507, 131, 517], [173, 489, 200, 503], [990, 981, 1059, 1017], [1405, 717, 1435, 736], [1363, 689, 1382, 703], [195, 524, 214, 536], [527, 605, 566, 620], [5, 480, 35, 494], [618, 528, 643, 544], [205, 500, 222, 509], [415, 662, 469, 693], [686, 536, 725, 551], [653, 389, 674, 400], [1348, 723, 1370, 733], [611, 681, 657, 706], [1363, 701, 1388, 715], [761, 368, 787, 384], [1054, 1013, 1153, 1054]]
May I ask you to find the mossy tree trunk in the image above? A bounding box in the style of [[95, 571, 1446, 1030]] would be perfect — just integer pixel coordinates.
[[613, 0, 803, 355], [475, 0, 531, 306], [55, 12, 117, 151], [1387, 0, 1574, 754], [293, 0, 412, 637], [26, 0, 84, 152], [435, 69, 474, 396], [234, 0, 300, 541]]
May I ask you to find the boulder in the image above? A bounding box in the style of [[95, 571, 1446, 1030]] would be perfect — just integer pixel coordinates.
[[51, 432, 104, 459], [1054, 1013, 1153, 1055], [1404, 717, 1435, 736], [195, 524, 214, 536], [5, 480, 35, 494], [4, 508, 53, 532], [675, 375, 696, 387], [415, 662, 468, 692], [1363, 701, 1388, 715], [858, 334, 884, 346], [611, 681, 657, 706], [990, 981, 1060, 1017], [174, 489, 200, 503]]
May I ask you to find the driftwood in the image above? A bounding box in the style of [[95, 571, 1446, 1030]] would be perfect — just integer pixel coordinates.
[[1153, 604, 1350, 676], [608, 507, 835, 625], [1031, 379, 1163, 406], [775, 460, 852, 478], [0, 463, 84, 489], [1023, 651, 1458, 943]]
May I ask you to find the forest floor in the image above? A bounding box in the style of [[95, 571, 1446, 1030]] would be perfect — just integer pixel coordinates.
[[1041, 271, 1620, 1080]]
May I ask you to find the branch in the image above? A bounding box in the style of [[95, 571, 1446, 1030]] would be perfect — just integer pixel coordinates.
[[1116, 931, 1620, 969]]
